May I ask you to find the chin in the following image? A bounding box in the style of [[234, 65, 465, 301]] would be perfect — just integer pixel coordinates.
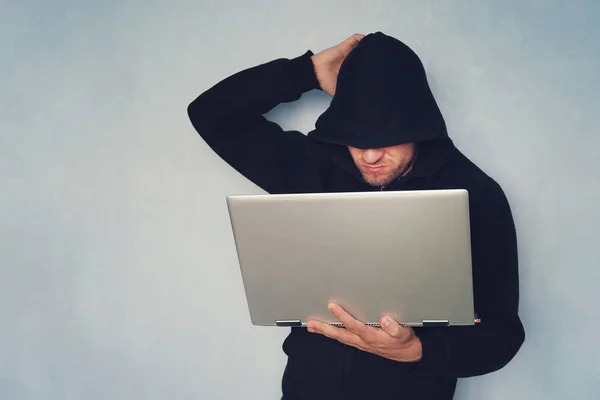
[[361, 167, 406, 186], [363, 175, 395, 187]]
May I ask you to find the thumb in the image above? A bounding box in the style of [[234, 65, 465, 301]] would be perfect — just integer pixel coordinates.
[[343, 33, 365, 48], [380, 316, 407, 339], [339, 33, 364, 54]]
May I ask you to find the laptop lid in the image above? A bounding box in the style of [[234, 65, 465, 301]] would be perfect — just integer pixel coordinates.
[[226, 189, 475, 327]]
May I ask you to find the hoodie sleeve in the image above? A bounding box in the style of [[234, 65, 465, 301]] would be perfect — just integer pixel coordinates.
[[186, 50, 321, 194], [412, 186, 525, 377]]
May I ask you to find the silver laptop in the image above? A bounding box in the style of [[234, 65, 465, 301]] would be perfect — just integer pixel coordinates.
[[226, 189, 475, 328]]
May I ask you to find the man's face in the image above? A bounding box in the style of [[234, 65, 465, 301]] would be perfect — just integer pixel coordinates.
[[347, 143, 417, 187]]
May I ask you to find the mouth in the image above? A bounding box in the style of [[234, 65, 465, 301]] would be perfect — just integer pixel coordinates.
[[363, 165, 387, 173]]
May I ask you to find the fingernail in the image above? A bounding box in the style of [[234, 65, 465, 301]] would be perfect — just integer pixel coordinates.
[[382, 316, 392, 327]]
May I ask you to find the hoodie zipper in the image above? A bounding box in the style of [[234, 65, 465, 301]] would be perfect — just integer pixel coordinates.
[[337, 346, 356, 400], [338, 183, 386, 399]]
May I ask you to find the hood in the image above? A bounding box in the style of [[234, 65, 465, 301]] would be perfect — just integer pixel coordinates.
[[308, 32, 453, 181]]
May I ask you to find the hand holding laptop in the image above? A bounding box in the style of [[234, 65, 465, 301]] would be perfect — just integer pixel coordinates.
[[307, 303, 423, 362]]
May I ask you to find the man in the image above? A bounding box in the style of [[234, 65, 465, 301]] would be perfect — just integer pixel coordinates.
[[187, 32, 525, 399]]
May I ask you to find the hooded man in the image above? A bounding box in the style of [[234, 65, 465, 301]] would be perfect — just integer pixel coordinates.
[[187, 32, 525, 400]]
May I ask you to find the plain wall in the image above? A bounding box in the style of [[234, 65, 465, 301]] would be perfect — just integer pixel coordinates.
[[1, 0, 599, 398]]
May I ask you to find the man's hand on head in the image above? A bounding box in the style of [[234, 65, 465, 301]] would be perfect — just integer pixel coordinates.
[[306, 303, 423, 362], [311, 33, 365, 96]]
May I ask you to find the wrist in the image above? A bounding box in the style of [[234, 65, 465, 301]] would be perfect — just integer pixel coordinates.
[[291, 50, 321, 92], [310, 54, 324, 90]]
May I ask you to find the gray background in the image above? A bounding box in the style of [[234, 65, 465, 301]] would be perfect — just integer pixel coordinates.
[[1, 0, 598, 398]]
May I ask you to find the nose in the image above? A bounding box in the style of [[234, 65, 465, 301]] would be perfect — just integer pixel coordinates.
[[362, 148, 384, 164]]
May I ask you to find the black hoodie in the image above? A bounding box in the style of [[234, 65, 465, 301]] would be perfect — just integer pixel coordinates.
[[187, 32, 525, 400]]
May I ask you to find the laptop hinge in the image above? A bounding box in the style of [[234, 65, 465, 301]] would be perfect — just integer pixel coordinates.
[[422, 319, 449, 327], [275, 319, 302, 327]]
